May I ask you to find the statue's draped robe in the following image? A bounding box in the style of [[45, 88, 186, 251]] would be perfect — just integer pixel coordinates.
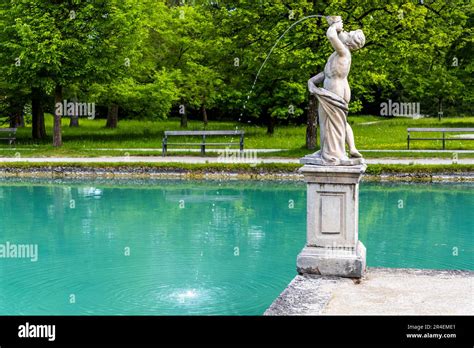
[[313, 87, 349, 164]]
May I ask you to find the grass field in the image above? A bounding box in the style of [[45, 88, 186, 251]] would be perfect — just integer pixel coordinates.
[[0, 114, 473, 158]]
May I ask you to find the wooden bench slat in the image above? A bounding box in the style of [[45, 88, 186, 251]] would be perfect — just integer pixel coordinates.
[[165, 130, 244, 136], [199, 143, 241, 145], [446, 137, 474, 139], [407, 127, 474, 150], [410, 137, 474, 140], [162, 130, 244, 156], [408, 138, 449, 140], [0, 128, 17, 145], [407, 128, 474, 132], [0, 128, 17, 132], [167, 143, 240, 146]]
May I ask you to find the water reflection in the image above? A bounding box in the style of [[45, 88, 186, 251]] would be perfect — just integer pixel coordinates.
[[0, 179, 472, 315]]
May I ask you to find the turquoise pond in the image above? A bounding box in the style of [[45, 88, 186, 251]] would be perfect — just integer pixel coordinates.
[[0, 179, 472, 315]]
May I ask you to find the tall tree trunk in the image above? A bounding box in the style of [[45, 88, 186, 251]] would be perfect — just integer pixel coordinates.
[[180, 105, 187, 128], [69, 115, 79, 127], [53, 84, 63, 147], [438, 97, 443, 121], [306, 94, 318, 149], [32, 88, 46, 140], [106, 104, 119, 128], [69, 95, 79, 127], [201, 104, 208, 126], [10, 102, 25, 128], [266, 114, 275, 135]]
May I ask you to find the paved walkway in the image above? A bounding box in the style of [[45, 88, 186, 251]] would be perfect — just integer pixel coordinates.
[[265, 268, 474, 315], [0, 156, 472, 165], [1, 148, 473, 153]]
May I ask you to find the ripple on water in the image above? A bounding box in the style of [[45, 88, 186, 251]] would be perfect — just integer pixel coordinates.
[[1, 180, 471, 315]]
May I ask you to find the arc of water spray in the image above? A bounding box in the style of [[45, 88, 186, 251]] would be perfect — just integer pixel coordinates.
[[240, 14, 327, 119]]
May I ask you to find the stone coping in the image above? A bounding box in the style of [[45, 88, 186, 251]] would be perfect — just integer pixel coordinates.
[[265, 268, 474, 316], [0, 166, 472, 182]]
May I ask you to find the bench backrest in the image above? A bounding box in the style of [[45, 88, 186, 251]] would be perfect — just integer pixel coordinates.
[[0, 128, 17, 132], [407, 128, 474, 132], [164, 130, 244, 136]]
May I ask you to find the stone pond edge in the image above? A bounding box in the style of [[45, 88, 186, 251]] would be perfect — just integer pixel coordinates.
[[264, 268, 474, 316], [0, 166, 473, 182]]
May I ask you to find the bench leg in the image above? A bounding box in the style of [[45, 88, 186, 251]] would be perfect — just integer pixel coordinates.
[[162, 138, 167, 157], [201, 135, 206, 156], [442, 132, 445, 150], [407, 135, 410, 150]]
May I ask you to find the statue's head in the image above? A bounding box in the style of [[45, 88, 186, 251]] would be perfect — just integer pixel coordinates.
[[339, 29, 365, 51]]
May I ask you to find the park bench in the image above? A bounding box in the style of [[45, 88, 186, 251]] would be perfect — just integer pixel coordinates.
[[0, 128, 17, 145], [407, 128, 474, 150], [162, 130, 245, 156]]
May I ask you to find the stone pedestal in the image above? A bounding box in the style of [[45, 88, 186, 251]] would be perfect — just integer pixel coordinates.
[[297, 164, 367, 278]]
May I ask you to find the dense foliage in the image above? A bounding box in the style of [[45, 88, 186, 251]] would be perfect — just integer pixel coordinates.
[[0, 0, 472, 145]]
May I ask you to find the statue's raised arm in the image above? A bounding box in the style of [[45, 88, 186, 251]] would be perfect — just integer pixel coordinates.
[[326, 18, 349, 57]]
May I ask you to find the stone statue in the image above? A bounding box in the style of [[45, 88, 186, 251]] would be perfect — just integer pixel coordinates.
[[302, 16, 365, 166]]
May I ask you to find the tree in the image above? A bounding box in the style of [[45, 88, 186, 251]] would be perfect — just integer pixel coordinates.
[[208, 0, 321, 134], [147, 1, 224, 127], [0, 81, 29, 128], [0, 0, 146, 145], [90, 71, 179, 126], [320, 0, 472, 117], [1, 0, 471, 145], [89, 1, 180, 128], [209, 0, 472, 134]]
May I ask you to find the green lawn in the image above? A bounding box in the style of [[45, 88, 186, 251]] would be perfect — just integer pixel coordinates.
[[0, 114, 473, 158]]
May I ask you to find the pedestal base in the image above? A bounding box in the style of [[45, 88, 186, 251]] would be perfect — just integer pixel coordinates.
[[300, 153, 365, 166], [297, 241, 366, 278]]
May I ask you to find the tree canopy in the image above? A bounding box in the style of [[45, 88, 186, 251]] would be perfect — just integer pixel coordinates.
[[0, 0, 471, 145]]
